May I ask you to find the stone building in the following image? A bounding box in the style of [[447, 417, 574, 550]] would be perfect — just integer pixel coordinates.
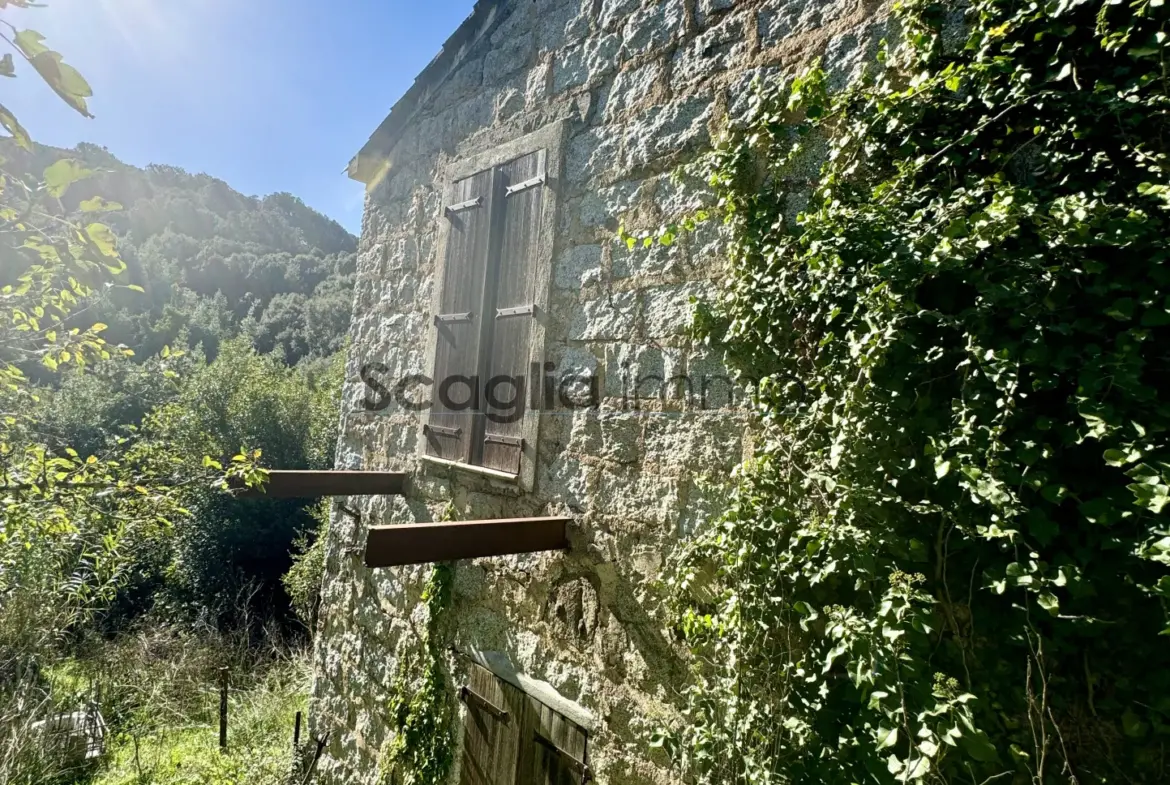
[[312, 1, 887, 782]]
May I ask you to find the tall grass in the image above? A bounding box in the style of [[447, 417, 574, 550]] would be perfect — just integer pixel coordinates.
[[0, 572, 102, 785], [84, 621, 310, 785], [2, 615, 313, 785]]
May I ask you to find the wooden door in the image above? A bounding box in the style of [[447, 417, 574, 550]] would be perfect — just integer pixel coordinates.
[[458, 663, 522, 785], [518, 700, 589, 785], [458, 663, 590, 785]]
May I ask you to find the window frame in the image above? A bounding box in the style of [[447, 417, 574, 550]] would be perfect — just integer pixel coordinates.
[[418, 121, 566, 492]]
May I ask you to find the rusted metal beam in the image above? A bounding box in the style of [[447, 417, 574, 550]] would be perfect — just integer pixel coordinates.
[[233, 470, 407, 499], [364, 517, 570, 568]]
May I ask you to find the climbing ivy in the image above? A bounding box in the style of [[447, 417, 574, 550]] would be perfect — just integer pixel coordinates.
[[378, 562, 455, 785], [652, 0, 1170, 782]]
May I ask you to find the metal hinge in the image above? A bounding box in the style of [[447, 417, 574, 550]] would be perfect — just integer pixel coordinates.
[[533, 730, 591, 781], [445, 196, 483, 216], [504, 173, 546, 197], [459, 685, 509, 722], [424, 424, 462, 438], [484, 434, 523, 448], [496, 304, 535, 319], [435, 312, 473, 324]]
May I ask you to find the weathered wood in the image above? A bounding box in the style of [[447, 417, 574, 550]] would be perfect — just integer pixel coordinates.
[[459, 663, 523, 785], [218, 666, 229, 752], [364, 517, 570, 568], [233, 470, 407, 498], [428, 168, 501, 464], [530, 700, 589, 785], [483, 150, 546, 475], [460, 684, 510, 722]]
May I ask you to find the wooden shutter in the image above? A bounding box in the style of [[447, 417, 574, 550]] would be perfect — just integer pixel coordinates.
[[519, 701, 589, 785], [481, 150, 547, 475], [458, 663, 523, 785], [459, 663, 591, 785], [427, 169, 502, 463]]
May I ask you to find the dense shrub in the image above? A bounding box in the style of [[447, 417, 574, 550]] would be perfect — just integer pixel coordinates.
[[656, 0, 1170, 782]]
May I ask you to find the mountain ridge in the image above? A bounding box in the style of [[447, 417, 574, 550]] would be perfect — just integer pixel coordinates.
[[0, 139, 358, 366]]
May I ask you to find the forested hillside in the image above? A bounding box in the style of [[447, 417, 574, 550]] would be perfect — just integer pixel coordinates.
[[0, 138, 357, 625], [0, 139, 357, 366], [0, 7, 357, 782], [1, 137, 353, 781]]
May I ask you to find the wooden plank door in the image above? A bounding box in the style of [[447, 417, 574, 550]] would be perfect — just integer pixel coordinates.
[[515, 695, 589, 785], [458, 663, 524, 785]]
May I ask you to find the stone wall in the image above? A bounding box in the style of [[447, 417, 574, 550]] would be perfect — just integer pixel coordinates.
[[312, 1, 888, 783]]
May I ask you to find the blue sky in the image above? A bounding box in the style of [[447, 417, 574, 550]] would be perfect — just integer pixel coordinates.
[[1, 0, 479, 234]]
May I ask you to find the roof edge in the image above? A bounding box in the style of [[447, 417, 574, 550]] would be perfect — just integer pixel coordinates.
[[348, 0, 509, 185]]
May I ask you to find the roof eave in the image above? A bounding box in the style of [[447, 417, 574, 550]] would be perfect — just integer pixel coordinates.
[[347, 0, 508, 186]]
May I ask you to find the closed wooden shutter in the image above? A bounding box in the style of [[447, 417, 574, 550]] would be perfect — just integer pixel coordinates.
[[520, 702, 589, 785], [427, 169, 503, 463], [458, 663, 523, 785], [458, 663, 590, 785], [481, 150, 547, 475]]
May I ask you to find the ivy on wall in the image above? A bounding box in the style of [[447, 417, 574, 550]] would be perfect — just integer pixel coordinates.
[[651, 0, 1170, 782], [377, 562, 455, 785]]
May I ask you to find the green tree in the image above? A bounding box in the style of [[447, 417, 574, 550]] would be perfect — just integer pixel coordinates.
[[141, 339, 342, 622], [0, 7, 264, 779]]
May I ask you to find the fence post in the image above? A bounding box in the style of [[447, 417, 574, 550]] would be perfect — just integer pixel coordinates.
[[218, 666, 229, 752], [291, 710, 303, 777]]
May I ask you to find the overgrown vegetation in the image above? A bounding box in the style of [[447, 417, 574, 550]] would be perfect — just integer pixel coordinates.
[[0, 4, 347, 782], [79, 624, 309, 785], [377, 564, 456, 785], [653, 0, 1170, 782]]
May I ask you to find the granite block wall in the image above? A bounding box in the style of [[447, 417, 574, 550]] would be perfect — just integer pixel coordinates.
[[312, 1, 887, 782]]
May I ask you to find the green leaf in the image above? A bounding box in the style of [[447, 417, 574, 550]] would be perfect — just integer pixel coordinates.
[[1037, 591, 1060, 616], [0, 102, 30, 149], [902, 756, 931, 780], [13, 29, 49, 58], [1105, 298, 1134, 321], [15, 31, 94, 118], [84, 223, 118, 257], [1104, 448, 1130, 467], [43, 159, 94, 198], [0, 53, 14, 77], [1122, 708, 1148, 738], [876, 725, 899, 749], [962, 731, 999, 763]]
